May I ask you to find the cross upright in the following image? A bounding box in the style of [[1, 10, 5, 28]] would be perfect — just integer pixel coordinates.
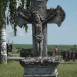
[[14, 0, 65, 57]]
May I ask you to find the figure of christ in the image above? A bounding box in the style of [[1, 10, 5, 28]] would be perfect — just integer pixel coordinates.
[[32, 11, 44, 56]]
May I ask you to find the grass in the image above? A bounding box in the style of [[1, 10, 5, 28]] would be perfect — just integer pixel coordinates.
[[0, 61, 77, 77], [58, 63, 77, 77], [0, 61, 23, 77]]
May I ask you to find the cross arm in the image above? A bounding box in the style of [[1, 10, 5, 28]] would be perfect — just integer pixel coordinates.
[[43, 5, 66, 27], [42, 11, 57, 25], [18, 12, 32, 23], [14, 6, 31, 28]]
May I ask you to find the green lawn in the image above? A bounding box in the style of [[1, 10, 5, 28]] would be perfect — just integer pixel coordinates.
[[0, 61, 77, 77], [0, 61, 23, 77], [58, 63, 77, 77]]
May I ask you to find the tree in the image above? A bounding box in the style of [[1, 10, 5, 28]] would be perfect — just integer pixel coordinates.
[[0, 0, 29, 64], [0, 0, 9, 64]]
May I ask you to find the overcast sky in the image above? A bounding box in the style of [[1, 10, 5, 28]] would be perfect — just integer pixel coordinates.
[[6, 0, 77, 45]]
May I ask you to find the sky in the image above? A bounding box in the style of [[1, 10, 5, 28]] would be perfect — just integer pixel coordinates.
[[6, 0, 77, 45]]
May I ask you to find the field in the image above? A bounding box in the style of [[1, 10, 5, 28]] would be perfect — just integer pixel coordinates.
[[0, 44, 77, 77], [14, 44, 75, 50], [0, 61, 77, 77]]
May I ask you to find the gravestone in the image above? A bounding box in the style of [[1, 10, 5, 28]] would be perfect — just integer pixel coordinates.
[[14, 0, 65, 77]]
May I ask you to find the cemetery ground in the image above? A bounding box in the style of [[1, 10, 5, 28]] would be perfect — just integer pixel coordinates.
[[0, 44, 77, 77], [0, 61, 77, 77]]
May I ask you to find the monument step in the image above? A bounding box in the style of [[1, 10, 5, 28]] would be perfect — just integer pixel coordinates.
[[7, 57, 25, 60]]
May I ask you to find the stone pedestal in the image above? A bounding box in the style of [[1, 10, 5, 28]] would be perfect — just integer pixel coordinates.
[[20, 57, 60, 77]]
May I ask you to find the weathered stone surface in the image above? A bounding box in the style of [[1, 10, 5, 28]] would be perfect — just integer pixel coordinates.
[[46, 5, 65, 27], [20, 57, 59, 77], [24, 66, 58, 77], [31, 0, 48, 57]]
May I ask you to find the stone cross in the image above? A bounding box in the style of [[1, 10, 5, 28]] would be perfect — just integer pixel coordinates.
[[14, 0, 65, 57]]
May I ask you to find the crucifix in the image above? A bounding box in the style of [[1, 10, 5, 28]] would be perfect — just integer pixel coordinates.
[[14, 0, 65, 57], [14, 0, 65, 77]]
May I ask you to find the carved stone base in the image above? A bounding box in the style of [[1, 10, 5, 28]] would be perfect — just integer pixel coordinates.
[[23, 66, 58, 77], [20, 57, 60, 77]]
